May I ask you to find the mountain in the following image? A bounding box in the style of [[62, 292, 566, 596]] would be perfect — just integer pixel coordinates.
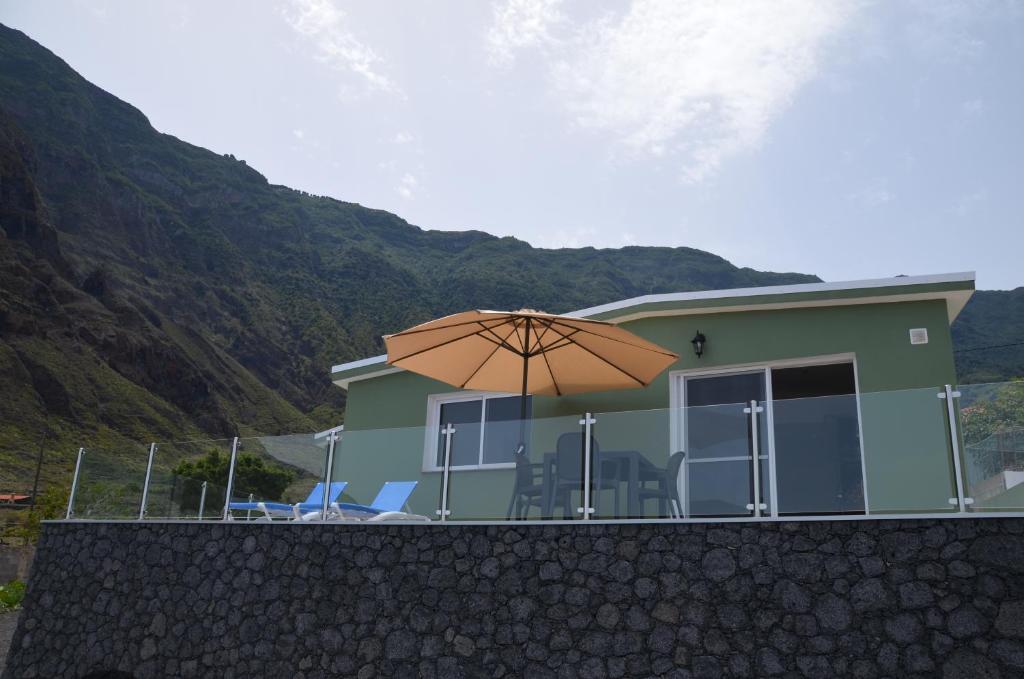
[[952, 289, 1024, 384], [0, 24, 828, 483]]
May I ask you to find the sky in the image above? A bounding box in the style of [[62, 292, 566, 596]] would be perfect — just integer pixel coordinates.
[[1, 0, 1022, 289]]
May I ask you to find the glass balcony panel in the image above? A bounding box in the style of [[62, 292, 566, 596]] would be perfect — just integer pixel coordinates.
[[446, 414, 585, 521], [684, 402, 755, 517], [227, 434, 331, 521], [332, 426, 439, 521], [142, 439, 232, 520], [589, 408, 675, 520], [958, 381, 1024, 510], [859, 387, 957, 513], [70, 445, 148, 519], [771, 394, 864, 515]]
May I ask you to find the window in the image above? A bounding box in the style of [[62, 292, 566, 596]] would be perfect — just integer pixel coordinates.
[[426, 394, 532, 470]]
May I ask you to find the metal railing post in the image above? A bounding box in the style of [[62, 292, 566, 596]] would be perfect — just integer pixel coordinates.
[[744, 401, 766, 517], [198, 481, 208, 519], [138, 443, 157, 520], [436, 424, 454, 521], [939, 385, 971, 512], [65, 447, 85, 519], [222, 436, 240, 521], [322, 431, 339, 519], [578, 413, 596, 519]]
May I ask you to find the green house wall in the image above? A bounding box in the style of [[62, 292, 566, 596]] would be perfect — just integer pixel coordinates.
[[336, 299, 961, 517]]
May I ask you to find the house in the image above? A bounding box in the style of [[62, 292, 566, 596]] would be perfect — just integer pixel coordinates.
[[329, 272, 977, 521]]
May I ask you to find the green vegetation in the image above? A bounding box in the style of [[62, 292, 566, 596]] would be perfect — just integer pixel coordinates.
[[960, 380, 1024, 445], [0, 22, 1018, 494], [173, 450, 294, 503], [0, 580, 25, 611]]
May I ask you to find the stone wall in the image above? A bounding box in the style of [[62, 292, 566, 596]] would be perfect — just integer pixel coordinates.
[[4, 518, 1024, 679]]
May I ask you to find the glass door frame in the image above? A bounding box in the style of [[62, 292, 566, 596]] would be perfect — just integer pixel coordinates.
[[669, 353, 868, 519]]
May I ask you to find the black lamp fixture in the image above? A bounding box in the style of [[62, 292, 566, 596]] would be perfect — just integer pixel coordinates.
[[691, 330, 706, 358]]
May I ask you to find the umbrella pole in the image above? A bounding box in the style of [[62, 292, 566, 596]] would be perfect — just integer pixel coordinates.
[[517, 320, 530, 455]]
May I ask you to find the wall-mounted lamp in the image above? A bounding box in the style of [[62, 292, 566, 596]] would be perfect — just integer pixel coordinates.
[[691, 331, 706, 358]]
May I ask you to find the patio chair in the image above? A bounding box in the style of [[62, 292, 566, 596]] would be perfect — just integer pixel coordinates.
[[550, 433, 619, 519], [327, 481, 424, 520], [637, 451, 685, 518], [506, 452, 544, 519], [228, 481, 347, 520]]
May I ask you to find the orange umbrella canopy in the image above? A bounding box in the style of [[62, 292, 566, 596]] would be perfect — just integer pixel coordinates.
[[383, 309, 679, 397]]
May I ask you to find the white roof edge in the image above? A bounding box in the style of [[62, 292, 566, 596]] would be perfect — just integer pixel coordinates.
[[330, 271, 976, 379], [331, 354, 388, 374], [564, 272, 976, 319]]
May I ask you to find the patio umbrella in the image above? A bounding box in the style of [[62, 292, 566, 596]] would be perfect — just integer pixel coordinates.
[[383, 309, 679, 449]]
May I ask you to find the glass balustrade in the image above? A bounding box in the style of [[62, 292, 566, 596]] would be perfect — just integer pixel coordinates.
[[958, 381, 1024, 511], [61, 382, 1024, 524], [142, 439, 233, 520], [226, 434, 333, 521], [331, 425, 439, 521], [68, 445, 148, 519]]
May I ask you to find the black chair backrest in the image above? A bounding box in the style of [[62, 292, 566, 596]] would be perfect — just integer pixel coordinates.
[[513, 453, 535, 490], [555, 432, 599, 483], [665, 451, 685, 503]]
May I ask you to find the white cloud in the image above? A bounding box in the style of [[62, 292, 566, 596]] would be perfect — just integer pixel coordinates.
[[487, 0, 565, 66], [955, 188, 988, 216], [961, 98, 985, 116], [396, 173, 419, 200], [392, 131, 415, 144], [281, 0, 400, 96], [489, 0, 857, 183], [535, 225, 598, 249], [292, 129, 305, 140], [848, 183, 894, 207]]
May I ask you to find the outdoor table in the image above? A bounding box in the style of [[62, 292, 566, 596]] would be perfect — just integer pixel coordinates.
[[541, 450, 659, 518]]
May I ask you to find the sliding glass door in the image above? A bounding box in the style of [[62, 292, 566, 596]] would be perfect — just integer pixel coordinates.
[[677, 360, 865, 518], [683, 371, 769, 517]]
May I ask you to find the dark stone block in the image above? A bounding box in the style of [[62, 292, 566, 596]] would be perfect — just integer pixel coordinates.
[[701, 548, 736, 582], [995, 601, 1024, 639], [942, 649, 1002, 679], [813, 593, 852, 632], [948, 605, 990, 640]]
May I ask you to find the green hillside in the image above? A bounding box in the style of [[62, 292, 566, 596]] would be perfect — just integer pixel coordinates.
[[0, 24, 823, 484], [952, 289, 1024, 384]]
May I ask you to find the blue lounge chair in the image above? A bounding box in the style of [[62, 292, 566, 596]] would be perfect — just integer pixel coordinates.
[[330, 481, 419, 518], [228, 481, 347, 520]]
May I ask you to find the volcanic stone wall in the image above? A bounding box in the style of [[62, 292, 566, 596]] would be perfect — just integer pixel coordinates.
[[4, 519, 1024, 678]]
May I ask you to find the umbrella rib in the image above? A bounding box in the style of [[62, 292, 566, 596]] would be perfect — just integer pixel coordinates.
[[533, 330, 581, 356], [459, 323, 522, 388], [528, 321, 562, 396], [538, 321, 649, 387], [527, 320, 555, 355], [385, 316, 511, 341], [477, 321, 528, 357], [538, 338, 562, 396], [386, 319, 513, 364], [550, 320, 680, 357]]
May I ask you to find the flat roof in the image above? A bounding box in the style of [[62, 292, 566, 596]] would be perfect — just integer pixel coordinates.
[[331, 271, 975, 389]]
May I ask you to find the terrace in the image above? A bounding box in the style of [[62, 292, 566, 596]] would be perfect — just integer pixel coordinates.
[[63, 380, 1024, 524]]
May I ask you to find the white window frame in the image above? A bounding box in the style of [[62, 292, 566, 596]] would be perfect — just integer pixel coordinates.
[[422, 391, 526, 472], [668, 353, 869, 518]]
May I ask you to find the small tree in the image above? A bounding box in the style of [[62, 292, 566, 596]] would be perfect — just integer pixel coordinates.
[[173, 449, 294, 506]]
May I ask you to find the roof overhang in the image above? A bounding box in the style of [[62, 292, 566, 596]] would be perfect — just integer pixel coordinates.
[[331, 272, 975, 390]]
